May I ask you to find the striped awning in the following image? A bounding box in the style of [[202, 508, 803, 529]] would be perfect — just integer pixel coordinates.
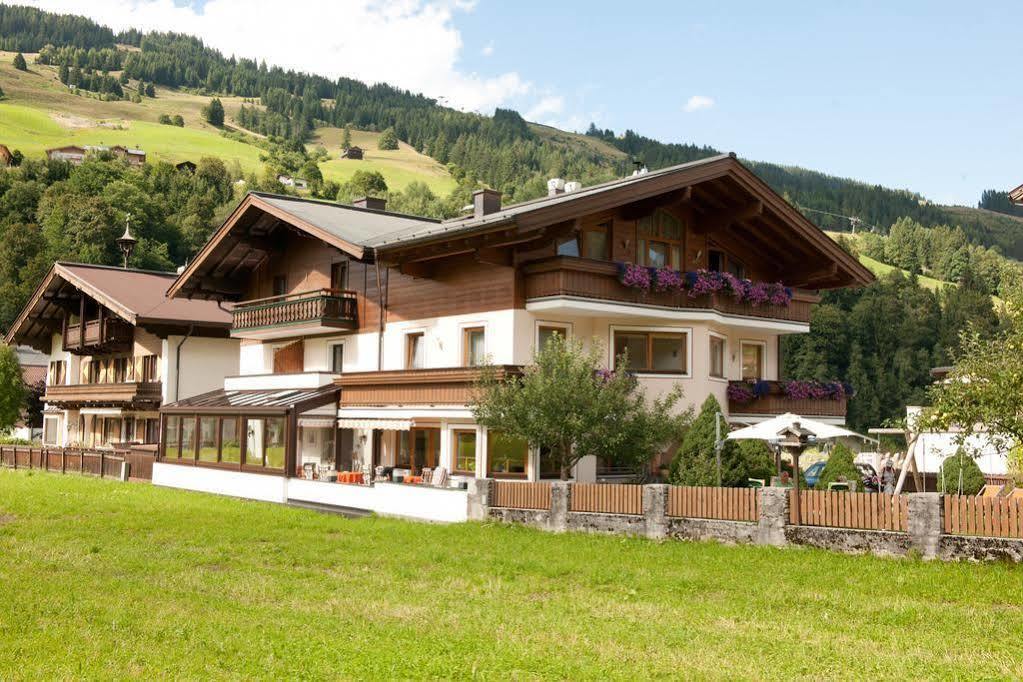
[[337, 418, 413, 431], [298, 417, 338, 429]]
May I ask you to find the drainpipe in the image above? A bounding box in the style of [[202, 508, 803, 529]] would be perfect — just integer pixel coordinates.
[[374, 259, 386, 371], [174, 324, 195, 403]]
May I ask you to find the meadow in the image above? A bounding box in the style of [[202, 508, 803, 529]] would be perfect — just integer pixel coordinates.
[[1, 470, 1021, 679]]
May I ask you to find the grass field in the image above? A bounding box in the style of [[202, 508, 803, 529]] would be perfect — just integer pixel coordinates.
[[1, 471, 1021, 679], [0, 51, 456, 195]]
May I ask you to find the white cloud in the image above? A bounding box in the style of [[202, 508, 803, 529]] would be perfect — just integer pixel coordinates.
[[683, 95, 715, 113], [481, 41, 494, 57], [19, 0, 531, 113], [524, 95, 563, 122]]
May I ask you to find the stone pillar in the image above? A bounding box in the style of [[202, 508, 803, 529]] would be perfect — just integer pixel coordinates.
[[908, 493, 943, 560], [466, 478, 493, 522], [756, 487, 789, 547], [643, 484, 669, 540], [549, 481, 572, 532]]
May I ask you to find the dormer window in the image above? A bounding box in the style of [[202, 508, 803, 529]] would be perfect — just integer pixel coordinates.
[[637, 209, 683, 269]]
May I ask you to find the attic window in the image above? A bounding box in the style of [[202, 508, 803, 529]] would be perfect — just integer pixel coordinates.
[[637, 210, 683, 269]]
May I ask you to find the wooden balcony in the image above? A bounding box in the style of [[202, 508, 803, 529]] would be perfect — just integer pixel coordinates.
[[63, 318, 133, 355], [231, 289, 358, 340], [522, 257, 817, 326], [727, 381, 847, 421], [43, 381, 163, 408], [337, 366, 522, 407]]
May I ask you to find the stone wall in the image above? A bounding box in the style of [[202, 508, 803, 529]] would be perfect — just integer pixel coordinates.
[[479, 480, 1023, 563]]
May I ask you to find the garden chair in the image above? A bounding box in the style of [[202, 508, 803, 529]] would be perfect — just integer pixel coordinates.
[[431, 467, 449, 488]]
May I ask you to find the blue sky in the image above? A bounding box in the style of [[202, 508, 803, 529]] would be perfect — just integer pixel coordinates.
[[25, 0, 1022, 206]]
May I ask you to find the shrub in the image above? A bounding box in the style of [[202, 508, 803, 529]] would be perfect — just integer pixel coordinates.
[[815, 443, 861, 490], [13, 52, 27, 71], [938, 449, 986, 495], [172, 115, 184, 127], [670, 395, 774, 486], [377, 127, 399, 150], [0, 436, 32, 445], [158, 113, 172, 125]]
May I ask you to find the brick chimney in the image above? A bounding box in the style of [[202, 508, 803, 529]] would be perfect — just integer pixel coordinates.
[[353, 196, 387, 211], [472, 188, 502, 218]]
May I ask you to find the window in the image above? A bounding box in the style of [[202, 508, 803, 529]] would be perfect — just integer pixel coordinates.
[[272, 275, 287, 297], [165, 416, 181, 458], [406, 332, 425, 369], [245, 418, 264, 467], [48, 360, 66, 386], [330, 344, 344, 374], [708, 249, 725, 272], [330, 261, 347, 290], [140, 355, 158, 382], [198, 417, 218, 462], [180, 417, 196, 459], [556, 236, 580, 257], [112, 357, 128, 383], [487, 431, 528, 478], [741, 342, 765, 381], [144, 418, 159, 444], [637, 209, 683, 269], [537, 324, 568, 353], [709, 335, 725, 379], [397, 428, 440, 473], [453, 430, 477, 474], [123, 417, 136, 443], [580, 221, 611, 260], [43, 416, 60, 446], [265, 418, 286, 469], [463, 327, 485, 366], [613, 330, 687, 374], [539, 445, 561, 479], [103, 417, 120, 445], [727, 258, 746, 280], [221, 418, 241, 463]]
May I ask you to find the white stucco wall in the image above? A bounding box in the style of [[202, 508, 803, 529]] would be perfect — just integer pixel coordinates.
[[152, 462, 288, 503], [162, 336, 240, 403]]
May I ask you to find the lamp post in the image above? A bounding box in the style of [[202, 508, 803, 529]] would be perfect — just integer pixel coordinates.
[[116, 213, 137, 269]]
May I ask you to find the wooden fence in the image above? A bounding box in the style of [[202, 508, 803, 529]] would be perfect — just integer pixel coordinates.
[[944, 494, 1023, 539], [0, 445, 156, 481], [490, 481, 552, 510], [668, 486, 760, 522], [570, 483, 643, 515], [792, 490, 908, 532]]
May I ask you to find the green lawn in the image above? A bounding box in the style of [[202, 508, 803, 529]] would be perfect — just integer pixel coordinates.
[[1, 471, 1021, 679]]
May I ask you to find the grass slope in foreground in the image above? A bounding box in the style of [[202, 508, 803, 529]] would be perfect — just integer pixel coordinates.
[[1, 472, 1022, 679]]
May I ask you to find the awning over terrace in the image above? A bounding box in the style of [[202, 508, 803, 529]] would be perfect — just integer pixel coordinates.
[[337, 418, 414, 431], [160, 385, 338, 415]]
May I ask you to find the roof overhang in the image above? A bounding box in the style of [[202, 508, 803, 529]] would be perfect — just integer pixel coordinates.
[[374, 155, 874, 290], [1009, 182, 1023, 205], [169, 193, 368, 301]]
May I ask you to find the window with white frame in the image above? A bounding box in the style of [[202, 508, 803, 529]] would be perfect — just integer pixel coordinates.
[[709, 334, 726, 379], [463, 327, 486, 366], [43, 416, 60, 446], [405, 332, 425, 369], [536, 323, 570, 354], [329, 343, 344, 374]]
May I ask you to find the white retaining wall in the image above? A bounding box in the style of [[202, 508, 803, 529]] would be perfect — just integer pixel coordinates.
[[152, 462, 288, 503]]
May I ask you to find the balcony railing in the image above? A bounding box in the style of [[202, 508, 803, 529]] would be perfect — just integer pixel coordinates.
[[337, 366, 522, 407], [63, 318, 133, 354], [232, 289, 358, 336], [43, 381, 163, 407], [522, 257, 817, 325], [727, 380, 847, 419]]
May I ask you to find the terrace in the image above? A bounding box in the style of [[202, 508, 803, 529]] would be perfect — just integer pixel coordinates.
[[726, 379, 849, 422], [43, 381, 163, 408]]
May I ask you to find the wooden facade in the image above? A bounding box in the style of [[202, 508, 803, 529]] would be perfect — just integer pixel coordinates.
[[337, 366, 520, 406]]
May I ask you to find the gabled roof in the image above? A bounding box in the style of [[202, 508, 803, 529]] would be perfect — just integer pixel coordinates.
[[1009, 182, 1023, 205], [5, 262, 232, 348]]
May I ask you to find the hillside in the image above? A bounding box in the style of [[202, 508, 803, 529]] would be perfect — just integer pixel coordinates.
[[0, 50, 455, 194]]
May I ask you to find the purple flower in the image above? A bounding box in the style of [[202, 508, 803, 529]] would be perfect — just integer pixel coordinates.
[[654, 266, 684, 293], [620, 263, 652, 291], [727, 382, 756, 403], [768, 283, 792, 307], [688, 270, 725, 298], [782, 380, 850, 401]]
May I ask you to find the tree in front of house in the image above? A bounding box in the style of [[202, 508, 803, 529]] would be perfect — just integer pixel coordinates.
[[937, 448, 985, 495], [0, 344, 26, 433], [927, 285, 1023, 455], [341, 125, 352, 150], [202, 97, 225, 126], [377, 127, 399, 150], [12, 52, 27, 71], [335, 169, 388, 204], [472, 334, 685, 480], [670, 395, 774, 486], [815, 442, 861, 490]]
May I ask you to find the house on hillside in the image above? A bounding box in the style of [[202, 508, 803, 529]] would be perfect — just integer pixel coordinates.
[[277, 175, 308, 190], [5, 263, 239, 449], [1009, 181, 1023, 205], [0, 144, 13, 167], [154, 153, 872, 510], [341, 145, 363, 160], [84, 145, 146, 166], [175, 160, 197, 173], [10, 346, 47, 442], [46, 145, 87, 164]]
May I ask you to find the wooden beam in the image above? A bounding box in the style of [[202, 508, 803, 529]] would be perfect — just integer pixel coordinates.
[[618, 186, 692, 220], [474, 247, 512, 267], [693, 200, 764, 234], [199, 276, 245, 298], [398, 261, 434, 279], [788, 263, 839, 288]]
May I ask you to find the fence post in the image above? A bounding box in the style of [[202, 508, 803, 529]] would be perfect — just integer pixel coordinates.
[[908, 493, 943, 560], [756, 487, 790, 547], [100, 450, 105, 478], [549, 481, 572, 532], [643, 484, 669, 540], [466, 478, 493, 521], [61, 449, 66, 474]]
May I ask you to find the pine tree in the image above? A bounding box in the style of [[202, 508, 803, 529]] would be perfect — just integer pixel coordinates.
[[341, 125, 352, 150], [202, 97, 224, 126], [377, 127, 398, 150], [58, 62, 69, 83], [12, 52, 27, 71]]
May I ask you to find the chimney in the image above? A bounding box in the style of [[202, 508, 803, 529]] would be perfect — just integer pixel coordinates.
[[353, 196, 387, 211], [547, 178, 565, 197], [472, 188, 502, 218]]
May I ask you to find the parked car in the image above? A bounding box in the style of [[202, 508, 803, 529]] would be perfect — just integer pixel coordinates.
[[803, 460, 879, 491]]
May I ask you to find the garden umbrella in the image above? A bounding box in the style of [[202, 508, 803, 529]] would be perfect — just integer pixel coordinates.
[[725, 413, 862, 442]]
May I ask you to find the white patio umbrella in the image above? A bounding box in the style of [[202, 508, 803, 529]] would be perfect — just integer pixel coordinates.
[[726, 413, 862, 443]]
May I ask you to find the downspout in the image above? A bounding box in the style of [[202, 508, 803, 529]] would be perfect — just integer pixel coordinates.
[[174, 324, 195, 403], [374, 256, 387, 371]]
